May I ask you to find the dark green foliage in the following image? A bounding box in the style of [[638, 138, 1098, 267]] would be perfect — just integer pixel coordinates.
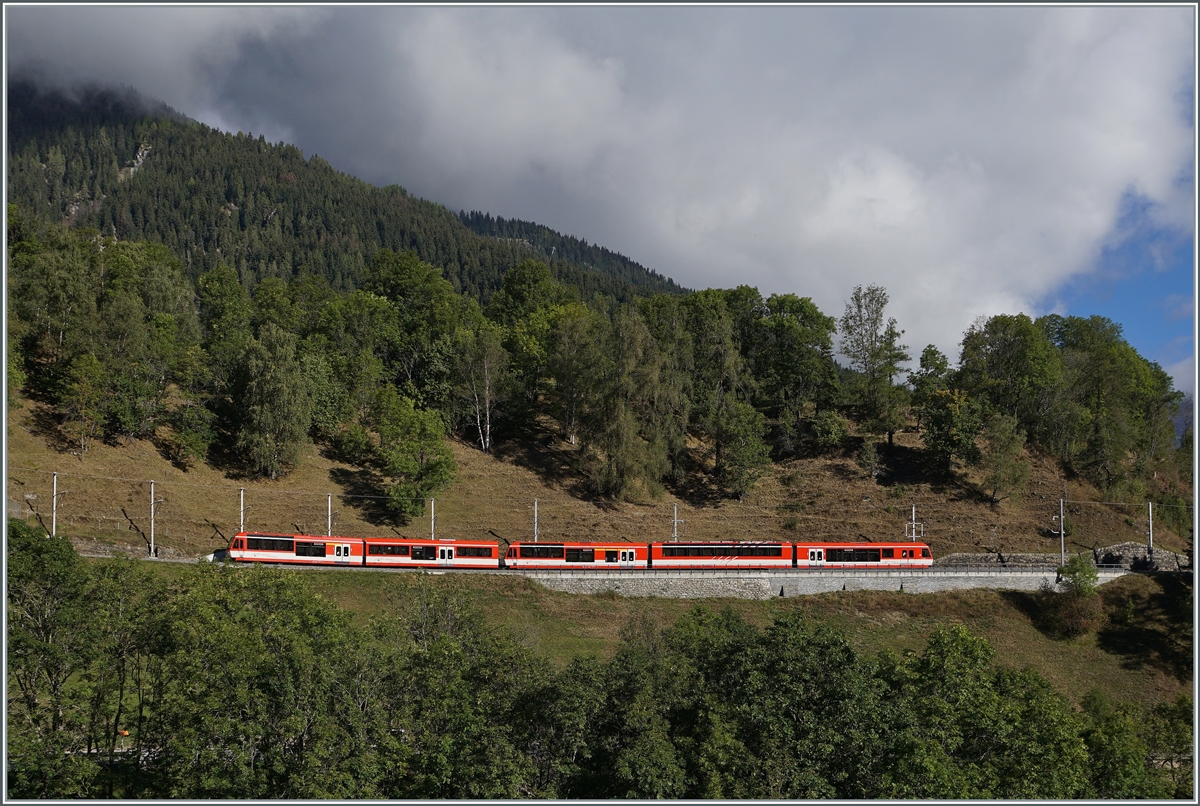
[[956, 312, 1185, 495], [370, 385, 457, 520], [958, 313, 1061, 426], [6, 520, 99, 797], [839, 284, 910, 425], [234, 323, 313, 479], [754, 292, 840, 410], [1080, 691, 1159, 798], [810, 408, 850, 454], [8, 79, 1185, 513], [6, 526, 1193, 800], [1142, 694, 1195, 798], [459, 210, 685, 299], [920, 389, 983, 472], [876, 625, 1089, 799], [907, 344, 950, 427], [710, 399, 771, 498], [1046, 554, 1105, 638], [981, 413, 1030, 503], [7, 81, 668, 304]]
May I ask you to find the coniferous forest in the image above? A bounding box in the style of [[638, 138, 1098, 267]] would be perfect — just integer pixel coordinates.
[[5, 80, 1194, 798]]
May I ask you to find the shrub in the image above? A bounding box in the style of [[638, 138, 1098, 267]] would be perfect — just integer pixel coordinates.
[[810, 409, 848, 454], [1046, 554, 1104, 637]]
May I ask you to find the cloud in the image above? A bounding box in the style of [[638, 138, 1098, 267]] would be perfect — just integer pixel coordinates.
[[5, 6, 326, 116], [1165, 355, 1196, 398], [6, 6, 1194, 378]]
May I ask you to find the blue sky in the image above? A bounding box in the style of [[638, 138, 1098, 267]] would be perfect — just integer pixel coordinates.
[[7, 5, 1196, 395], [1043, 191, 1195, 395]]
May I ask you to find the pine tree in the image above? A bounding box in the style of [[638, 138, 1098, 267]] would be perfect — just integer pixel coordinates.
[[235, 324, 312, 479], [839, 285, 910, 439]]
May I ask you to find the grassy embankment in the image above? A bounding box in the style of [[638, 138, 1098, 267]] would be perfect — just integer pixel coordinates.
[[11, 391, 1192, 710], [7, 392, 1189, 561]]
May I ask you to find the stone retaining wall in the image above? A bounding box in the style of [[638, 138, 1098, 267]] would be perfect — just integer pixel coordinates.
[[936, 542, 1190, 572], [526, 568, 1129, 600]]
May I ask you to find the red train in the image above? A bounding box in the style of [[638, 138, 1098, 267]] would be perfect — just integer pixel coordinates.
[[226, 532, 499, 568], [226, 532, 933, 570]]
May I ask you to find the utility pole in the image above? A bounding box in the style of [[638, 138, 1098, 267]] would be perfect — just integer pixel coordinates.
[[149, 480, 155, 557], [1060, 497, 1065, 566], [534, 499, 539, 542], [240, 488, 245, 533], [672, 504, 684, 541], [52, 472, 58, 537], [905, 505, 923, 541], [327, 494, 333, 537], [1148, 501, 1154, 557], [430, 498, 436, 540], [1052, 498, 1066, 566]]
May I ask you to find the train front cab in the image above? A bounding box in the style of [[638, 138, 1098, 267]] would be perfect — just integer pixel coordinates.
[[227, 532, 364, 566]]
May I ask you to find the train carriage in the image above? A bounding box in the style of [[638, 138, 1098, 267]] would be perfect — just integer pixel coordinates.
[[225, 532, 933, 572], [363, 538, 500, 569], [650, 541, 794, 569], [227, 532, 364, 566], [505, 541, 647, 570], [795, 541, 933, 569]]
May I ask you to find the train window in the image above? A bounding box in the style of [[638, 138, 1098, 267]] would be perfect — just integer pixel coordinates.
[[520, 545, 565, 559], [458, 547, 493, 558], [606, 550, 618, 562], [295, 542, 326, 557], [921, 548, 931, 558], [826, 548, 882, 563], [565, 548, 595, 562], [369, 544, 411, 556], [411, 546, 435, 561], [247, 537, 294, 552], [881, 548, 894, 559], [808, 550, 817, 561]]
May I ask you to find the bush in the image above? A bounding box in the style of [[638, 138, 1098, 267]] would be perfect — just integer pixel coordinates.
[[858, 440, 881, 480], [810, 409, 848, 454], [1046, 554, 1104, 637]]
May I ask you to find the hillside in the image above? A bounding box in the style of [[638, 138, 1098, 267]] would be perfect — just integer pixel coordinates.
[[6, 79, 680, 302], [7, 80, 1191, 567], [7, 390, 1187, 562]]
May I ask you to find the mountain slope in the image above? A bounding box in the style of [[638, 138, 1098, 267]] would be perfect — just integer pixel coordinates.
[[6, 79, 682, 302]]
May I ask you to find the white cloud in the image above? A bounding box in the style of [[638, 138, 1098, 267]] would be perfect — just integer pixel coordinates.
[[6, 5, 1193, 375], [1165, 355, 1196, 398]]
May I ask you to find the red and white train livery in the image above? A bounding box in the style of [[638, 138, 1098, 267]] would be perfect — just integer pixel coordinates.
[[227, 532, 932, 571], [226, 532, 499, 569]]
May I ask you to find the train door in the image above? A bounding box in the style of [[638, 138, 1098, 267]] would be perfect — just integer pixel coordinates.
[[807, 548, 824, 567], [333, 543, 353, 564], [619, 548, 637, 569], [438, 546, 454, 567]]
